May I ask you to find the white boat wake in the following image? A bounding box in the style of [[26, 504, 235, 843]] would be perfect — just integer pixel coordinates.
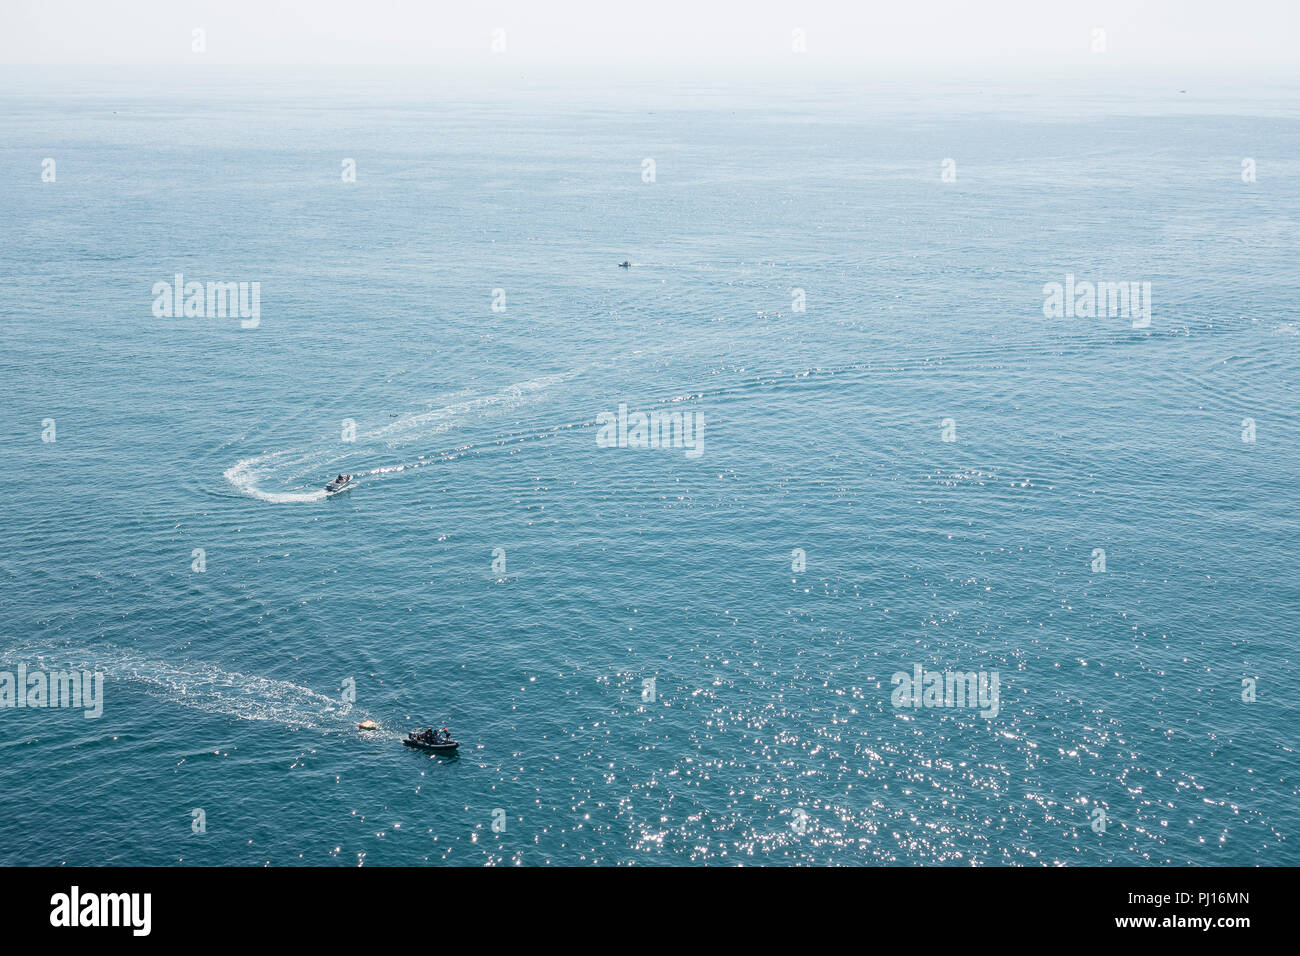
[[5, 644, 391, 737], [223, 373, 572, 504]]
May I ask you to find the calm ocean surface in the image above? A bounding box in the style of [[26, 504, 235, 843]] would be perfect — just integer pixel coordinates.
[[1, 66, 1297, 865]]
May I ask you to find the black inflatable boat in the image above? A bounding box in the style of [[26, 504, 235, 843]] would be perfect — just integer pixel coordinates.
[[403, 731, 460, 754]]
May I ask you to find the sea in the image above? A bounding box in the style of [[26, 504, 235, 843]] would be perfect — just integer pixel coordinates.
[[1, 62, 1297, 865]]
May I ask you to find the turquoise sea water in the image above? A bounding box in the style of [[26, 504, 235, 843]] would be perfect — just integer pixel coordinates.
[[1, 66, 1297, 865]]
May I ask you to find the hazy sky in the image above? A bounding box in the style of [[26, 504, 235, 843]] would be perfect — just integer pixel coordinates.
[[2, 0, 1297, 67]]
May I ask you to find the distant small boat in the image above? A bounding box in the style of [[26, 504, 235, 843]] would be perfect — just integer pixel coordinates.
[[324, 474, 353, 494], [618, 261, 631, 268], [358, 720, 378, 731]]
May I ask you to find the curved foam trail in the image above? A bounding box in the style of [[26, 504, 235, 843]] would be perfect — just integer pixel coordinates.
[[6, 644, 388, 736], [224, 373, 574, 503], [223, 457, 328, 503]]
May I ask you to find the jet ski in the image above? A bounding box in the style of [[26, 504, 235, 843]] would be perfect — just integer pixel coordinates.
[[618, 261, 631, 268], [403, 728, 460, 754], [324, 473, 353, 494]]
